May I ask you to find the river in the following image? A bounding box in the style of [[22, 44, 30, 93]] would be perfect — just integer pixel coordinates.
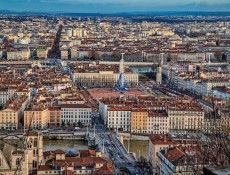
[[43, 140, 88, 151], [123, 140, 149, 159], [43, 139, 149, 159]]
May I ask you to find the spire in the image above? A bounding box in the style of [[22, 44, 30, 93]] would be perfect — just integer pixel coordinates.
[[115, 53, 128, 91]]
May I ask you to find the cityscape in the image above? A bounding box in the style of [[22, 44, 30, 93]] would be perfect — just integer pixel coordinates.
[[0, 0, 230, 175]]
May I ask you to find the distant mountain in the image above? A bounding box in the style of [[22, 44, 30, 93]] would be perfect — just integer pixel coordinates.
[[0, 10, 51, 15], [0, 10, 15, 14]]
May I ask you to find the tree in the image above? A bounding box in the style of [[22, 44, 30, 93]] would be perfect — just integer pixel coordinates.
[[214, 51, 222, 62], [136, 156, 152, 175], [62, 121, 65, 127], [73, 122, 77, 127], [183, 100, 230, 174], [77, 121, 83, 128], [222, 53, 227, 62]]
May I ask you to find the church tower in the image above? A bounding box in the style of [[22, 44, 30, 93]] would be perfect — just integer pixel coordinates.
[[156, 53, 163, 84]]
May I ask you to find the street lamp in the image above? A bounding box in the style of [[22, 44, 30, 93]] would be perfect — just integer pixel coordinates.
[[102, 138, 105, 154]]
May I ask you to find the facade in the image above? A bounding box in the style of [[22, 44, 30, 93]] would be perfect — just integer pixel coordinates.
[[0, 95, 29, 130], [156, 147, 201, 175], [0, 143, 29, 175], [149, 134, 176, 170], [72, 71, 138, 88], [0, 87, 9, 106], [24, 107, 49, 129], [61, 104, 92, 126], [47, 107, 61, 127], [7, 49, 30, 61], [167, 108, 204, 134], [107, 106, 132, 132], [131, 109, 148, 133], [60, 49, 68, 60], [148, 110, 169, 134], [25, 130, 43, 173], [69, 63, 139, 88], [0, 108, 20, 130], [36, 48, 48, 59]]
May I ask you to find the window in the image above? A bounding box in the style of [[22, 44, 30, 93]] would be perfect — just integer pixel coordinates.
[[16, 158, 20, 166], [34, 138, 38, 147], [32, 160, 37, 169]]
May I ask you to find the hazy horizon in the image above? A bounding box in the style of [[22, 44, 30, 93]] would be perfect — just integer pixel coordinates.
[[0, 0, 230, 13]]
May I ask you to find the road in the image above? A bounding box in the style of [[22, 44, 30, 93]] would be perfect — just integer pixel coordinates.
[[95, 131, 139, 175]]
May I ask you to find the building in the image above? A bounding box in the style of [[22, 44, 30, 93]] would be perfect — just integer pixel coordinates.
[[36, 48, 48, 59], [69, 62, 139, 88], [157, 147, 199, 175], [47, 107, 61, 127], [0, 142, 29, 175], [61, 103, 92, 126], [7, 48, 30, 61], [107, 106, 132, 132], [131, 109, 148, 133], [148, 110, 168, 134], [149, 134, 176, 170], [38, 149, 114, 175], [24, 106, 49, 129], [156, 66, 162, 84], [0, 95, 29, 130], [167, 101, 204, 134], [25, 130, 43, 173], [0, 87, 9, 106], [60, 49, 69, 60]]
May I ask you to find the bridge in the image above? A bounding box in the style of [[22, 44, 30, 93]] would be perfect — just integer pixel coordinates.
[[0, 130, 86, 140], [87, 129, 139, 175]]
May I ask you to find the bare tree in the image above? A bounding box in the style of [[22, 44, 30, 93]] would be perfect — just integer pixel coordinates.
[[183, 100, 230, 174]]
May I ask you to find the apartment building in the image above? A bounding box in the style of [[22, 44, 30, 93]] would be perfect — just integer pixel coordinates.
[[149, 134, 176, 170], [0, 95, 29, 130], [107, 106, 132, 132], [131, 109, 148, 133], [156, 147, 199, 175], [148, 110, 169, 134], [167, 106, 204, 134], [48, 107, 61, 127], [7, 48, 30, 61], [0, 87, 9, 106], [61, 103, 92, 126], [24, 106, 49, 129]]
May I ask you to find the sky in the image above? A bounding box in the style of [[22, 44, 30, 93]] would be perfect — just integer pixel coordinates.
[[0, 0, 230, 13]]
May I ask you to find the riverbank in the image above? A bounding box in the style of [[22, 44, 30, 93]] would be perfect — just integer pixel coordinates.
[[43, 139, 149, 159]]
